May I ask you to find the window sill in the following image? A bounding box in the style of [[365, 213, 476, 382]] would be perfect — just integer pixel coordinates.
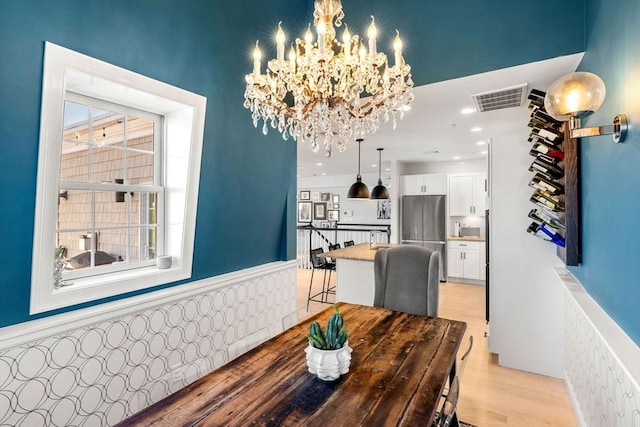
[[33, 263, 190, 315]]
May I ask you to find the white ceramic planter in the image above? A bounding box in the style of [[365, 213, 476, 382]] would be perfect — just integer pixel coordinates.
[[305, 341, 353, 381]]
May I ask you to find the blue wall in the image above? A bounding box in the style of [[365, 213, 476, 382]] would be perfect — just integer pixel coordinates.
[[0, 0, 303, 326], [570, 0, 640, 345], [0, 0, 587, 328], [340, 0, 585, 86]]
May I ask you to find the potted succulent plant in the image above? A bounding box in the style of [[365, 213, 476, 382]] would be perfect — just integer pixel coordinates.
[[305, 305, 352, 381]]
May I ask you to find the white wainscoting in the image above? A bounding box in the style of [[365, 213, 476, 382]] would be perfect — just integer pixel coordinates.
[[557, 268, 640, 427], [0, 260, 297, 427]]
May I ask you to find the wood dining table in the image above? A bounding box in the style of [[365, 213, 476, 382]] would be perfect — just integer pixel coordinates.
[[117, 303, 467, 427]]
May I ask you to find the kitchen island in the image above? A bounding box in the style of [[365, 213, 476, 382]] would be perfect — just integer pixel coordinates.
[[322, 243, 400, 306]]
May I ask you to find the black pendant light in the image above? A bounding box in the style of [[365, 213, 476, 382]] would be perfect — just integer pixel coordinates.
[[347, 139, 370, 199], [370, 148, 390, 200]]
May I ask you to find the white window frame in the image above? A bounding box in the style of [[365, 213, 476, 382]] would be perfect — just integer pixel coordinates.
[[31, 42, 206, 314]]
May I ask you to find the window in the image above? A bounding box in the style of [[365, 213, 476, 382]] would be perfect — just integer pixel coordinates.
[[58, 94, 164, 281], [31, 42, 206, 314]]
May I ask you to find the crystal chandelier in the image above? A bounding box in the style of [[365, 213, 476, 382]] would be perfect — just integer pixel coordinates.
[[243, 0, 414, 157]]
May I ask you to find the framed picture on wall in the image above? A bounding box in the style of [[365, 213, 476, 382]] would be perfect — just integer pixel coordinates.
[[298, 201, 312, 222], [377, 201, 391, 219], [328, 209, 340, 222], [314, 202, 328, 220], [299, 190, 310, 200], [332, 194, 340, 203], [321, 192, 331, 201], [311, 191, 320, 200]]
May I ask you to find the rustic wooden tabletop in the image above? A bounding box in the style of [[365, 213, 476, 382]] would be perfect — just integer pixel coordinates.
[[117, 303, 466, 427]]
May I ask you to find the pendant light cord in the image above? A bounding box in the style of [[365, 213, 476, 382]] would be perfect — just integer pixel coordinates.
[[377, 148, 382, 183], [357, 138, 363, 178]]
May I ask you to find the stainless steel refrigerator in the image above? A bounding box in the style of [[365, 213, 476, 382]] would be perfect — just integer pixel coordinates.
[[401, 195, 447, 281]]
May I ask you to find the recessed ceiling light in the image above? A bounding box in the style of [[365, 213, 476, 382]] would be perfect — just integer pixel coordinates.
[[321, 172, 327, 176], [481, 150, 488, 155], [460, 107, 475, 114], [316, 162, 322, 166], [475, 140, 486, 145], [385, 168, 391, 171], [453, 156, 461, 160], [471, 127, 482, 132], [371, 164, 377, 167]]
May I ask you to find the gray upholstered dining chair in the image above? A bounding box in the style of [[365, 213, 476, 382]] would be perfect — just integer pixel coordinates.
[[373, 245, 440, 317]]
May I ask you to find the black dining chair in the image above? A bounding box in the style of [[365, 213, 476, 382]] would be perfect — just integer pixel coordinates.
[[306, 248, 334, 310], [343, 240, 355, 247]]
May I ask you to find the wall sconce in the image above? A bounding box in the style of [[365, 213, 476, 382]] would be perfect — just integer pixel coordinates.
[[544, 72, 628, 143]]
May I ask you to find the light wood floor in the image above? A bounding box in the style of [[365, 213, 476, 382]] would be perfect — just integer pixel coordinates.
[[296, 269, 577, 427]]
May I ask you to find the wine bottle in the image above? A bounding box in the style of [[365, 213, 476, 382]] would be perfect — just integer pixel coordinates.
[[528, 208, 564, 229], [528, 114, 561, 131], [529, 156, 563, 179], [532, 109, 562, 127], [529, 173, 564, 195], [530, 139, 564, 160], [537, 223, 566, 247], [528, 118, 560, 132], [528, 133, 562, 147], [526, 221, 566, 247], [527, 89, 546, 109], [530, 190, 564, 212], [530, 126, 562, 142], [527, 221, 551, 241]]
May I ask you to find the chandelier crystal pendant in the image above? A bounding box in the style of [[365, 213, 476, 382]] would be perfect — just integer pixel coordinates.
[[243, 0, 414, 157]]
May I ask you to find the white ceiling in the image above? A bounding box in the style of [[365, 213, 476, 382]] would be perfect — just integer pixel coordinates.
[[297, 54, 583, 178]]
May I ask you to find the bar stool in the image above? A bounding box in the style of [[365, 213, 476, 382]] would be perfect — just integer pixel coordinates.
[[344, 240, 355, 247], [306, 248, 334, 310], [325, 243, 340, 294]]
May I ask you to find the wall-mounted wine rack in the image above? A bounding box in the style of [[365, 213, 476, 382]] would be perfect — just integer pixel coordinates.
[[525, 89, 580, 266]]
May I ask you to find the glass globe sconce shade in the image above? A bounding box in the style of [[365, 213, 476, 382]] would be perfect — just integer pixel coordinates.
[[544, 72, 606, 120], [544, 72, 628, 143]]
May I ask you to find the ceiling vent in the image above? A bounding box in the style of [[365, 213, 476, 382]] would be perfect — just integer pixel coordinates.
[[471, 83, 528, 112]]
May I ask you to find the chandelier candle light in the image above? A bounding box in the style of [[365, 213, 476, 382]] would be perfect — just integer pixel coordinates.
[[244, 0, 414, 157]]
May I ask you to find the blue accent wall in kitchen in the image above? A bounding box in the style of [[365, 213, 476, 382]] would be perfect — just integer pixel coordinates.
[[570, 0, 640, 345], [0, 0, 586, 327]]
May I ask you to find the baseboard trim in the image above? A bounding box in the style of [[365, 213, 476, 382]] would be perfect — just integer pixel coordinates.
[[0, 260, 298, 350], [497, 353, 563, 379]]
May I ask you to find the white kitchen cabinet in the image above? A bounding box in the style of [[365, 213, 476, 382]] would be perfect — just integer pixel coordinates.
[[472, 173, 487, 214], [447, 241, 481, 280], [401, 174, 447, 195], [449, 173, 486, 215]]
